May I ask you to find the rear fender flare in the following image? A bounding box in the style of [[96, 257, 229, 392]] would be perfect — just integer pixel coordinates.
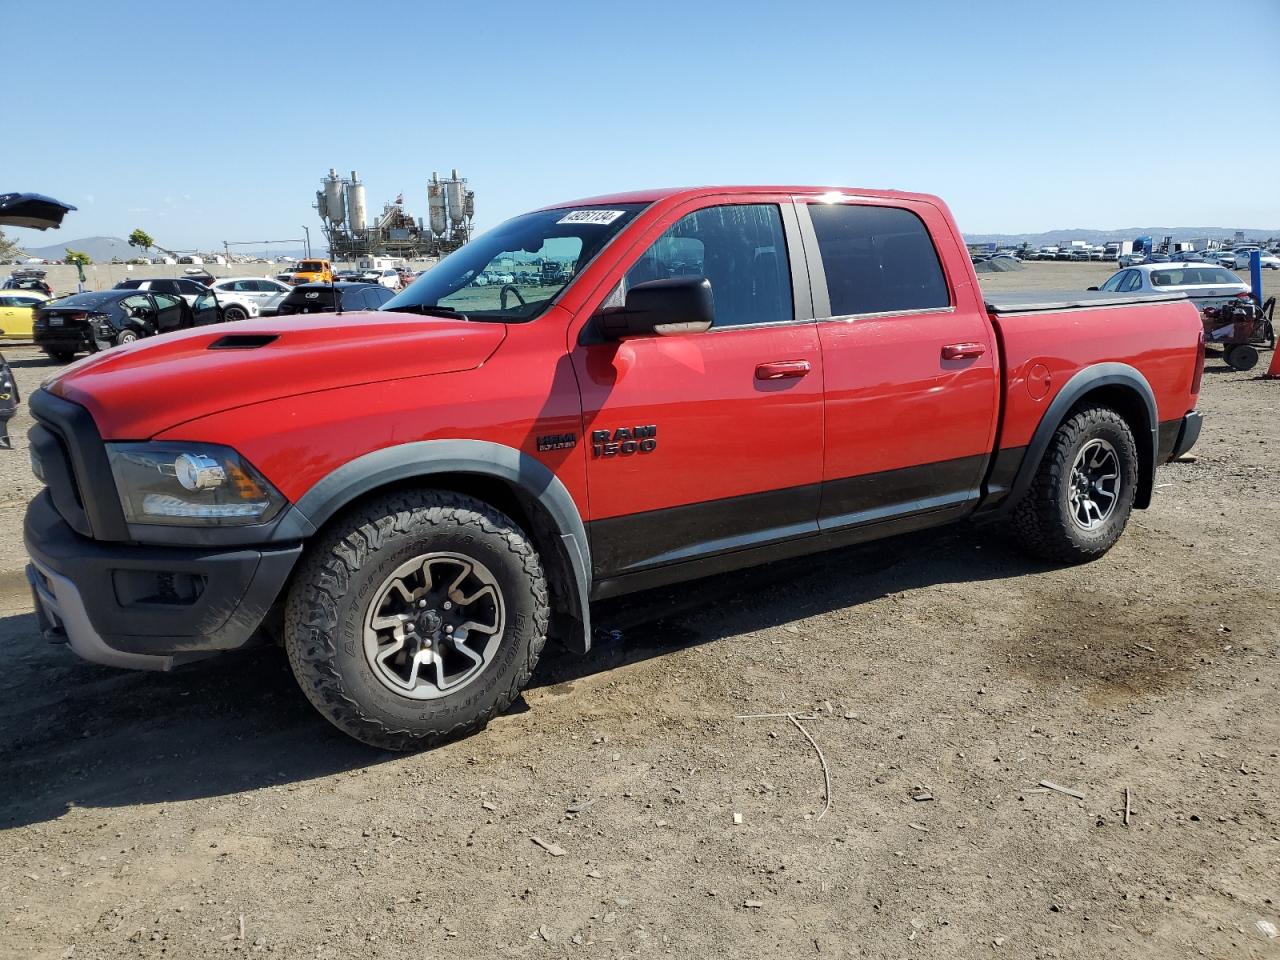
[[1002, 362, 1158, 514], [292, 439, 592, 652]]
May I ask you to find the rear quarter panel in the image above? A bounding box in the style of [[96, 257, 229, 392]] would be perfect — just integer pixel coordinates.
[[993, 299, 1203, 450]]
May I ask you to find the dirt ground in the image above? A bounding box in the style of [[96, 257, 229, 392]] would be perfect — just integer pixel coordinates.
[[0, 262, 1277, 959]]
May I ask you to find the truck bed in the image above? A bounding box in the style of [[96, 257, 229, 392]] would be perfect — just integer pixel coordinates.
[[984, 290, 1188, 314]]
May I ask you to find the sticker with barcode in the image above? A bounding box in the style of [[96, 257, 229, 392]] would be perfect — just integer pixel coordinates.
[[557, 209, 626, 226]]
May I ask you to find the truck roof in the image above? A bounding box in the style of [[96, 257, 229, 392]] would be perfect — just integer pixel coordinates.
[[540, 185, 947, 210]]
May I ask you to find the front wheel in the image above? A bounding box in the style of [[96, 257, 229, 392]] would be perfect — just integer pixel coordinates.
[[284, 490, 549, 750], [1011, 405, 1139, 563]]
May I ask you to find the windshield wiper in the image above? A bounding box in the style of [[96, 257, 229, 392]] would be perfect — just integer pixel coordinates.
[[383, 303, 469, 320]]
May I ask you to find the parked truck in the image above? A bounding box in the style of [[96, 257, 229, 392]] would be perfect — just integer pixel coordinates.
[[24, 185, 1205, 749]]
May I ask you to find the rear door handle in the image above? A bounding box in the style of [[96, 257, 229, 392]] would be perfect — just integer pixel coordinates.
[[755, 360, 812, 380], [942, 342, 986, 360]]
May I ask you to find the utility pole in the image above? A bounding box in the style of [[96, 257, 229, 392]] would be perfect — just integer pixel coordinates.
[[302, 225, 311, 259]]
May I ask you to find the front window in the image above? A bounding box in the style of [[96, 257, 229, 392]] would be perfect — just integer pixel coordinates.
[[383, 203, 647, 322], [299, 261, 325, 272], [1099, 272, 1125, 293]]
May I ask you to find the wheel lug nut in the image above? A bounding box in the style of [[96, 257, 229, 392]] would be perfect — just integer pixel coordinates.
[[445, 625, 454, 633], [443, 601, 453, 610], [418, 599, 428, 608]]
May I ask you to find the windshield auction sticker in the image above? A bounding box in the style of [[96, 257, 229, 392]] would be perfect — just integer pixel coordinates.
[[557, 210, 626, 226]]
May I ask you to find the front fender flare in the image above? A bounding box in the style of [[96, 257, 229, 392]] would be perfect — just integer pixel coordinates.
[[1000, 362, 1158, 515], [292, 439, 592, 652]]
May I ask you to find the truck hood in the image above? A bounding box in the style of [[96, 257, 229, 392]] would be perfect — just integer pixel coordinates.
[[47, 311, 506, 439]]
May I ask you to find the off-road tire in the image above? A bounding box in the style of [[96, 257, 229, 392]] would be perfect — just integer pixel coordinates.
[[284, 490, 549, 750], [222, 306, 248, 322], [1011, 405, 1139, 563], [43, 349, 75, 363], [115, 329, 140, 346]]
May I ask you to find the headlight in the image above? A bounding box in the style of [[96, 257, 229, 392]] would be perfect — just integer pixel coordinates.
[[105, 442, 285, 526]]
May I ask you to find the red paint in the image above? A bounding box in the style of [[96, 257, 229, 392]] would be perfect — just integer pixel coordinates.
[[47, 185, 1203, 531]]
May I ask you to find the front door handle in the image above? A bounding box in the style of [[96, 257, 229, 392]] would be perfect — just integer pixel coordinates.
[[942, 342, 986, 360], [755, 360, 811, 380]]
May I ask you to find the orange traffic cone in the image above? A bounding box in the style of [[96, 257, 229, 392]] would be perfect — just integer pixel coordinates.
[[1267, 343, 1280, 379]]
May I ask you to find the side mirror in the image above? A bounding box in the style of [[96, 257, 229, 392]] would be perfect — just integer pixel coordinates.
[[1087, 286, 1099, 291], [598, 277, 714, 339]]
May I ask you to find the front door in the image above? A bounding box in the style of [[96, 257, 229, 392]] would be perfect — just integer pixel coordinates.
[[797, 197, 1000, 530], [571, 198, 824, 586]]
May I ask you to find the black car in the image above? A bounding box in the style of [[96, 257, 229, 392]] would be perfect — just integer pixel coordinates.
[[34, 289, 219, 362], [275, 281, 395, 315]]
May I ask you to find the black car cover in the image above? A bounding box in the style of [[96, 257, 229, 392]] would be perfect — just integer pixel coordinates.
[[0, 193, 78, 231]]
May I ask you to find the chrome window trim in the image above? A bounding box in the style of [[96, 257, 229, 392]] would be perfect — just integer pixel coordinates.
[[817, 305, 957, 324]]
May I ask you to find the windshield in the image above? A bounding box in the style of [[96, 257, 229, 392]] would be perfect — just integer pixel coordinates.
[[383, 203, 647, 321], [298, 261, 325, 272]]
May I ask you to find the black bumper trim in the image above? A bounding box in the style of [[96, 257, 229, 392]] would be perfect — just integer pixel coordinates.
[[25, 490, 300, 658], [1171, 411, 1203, 461]]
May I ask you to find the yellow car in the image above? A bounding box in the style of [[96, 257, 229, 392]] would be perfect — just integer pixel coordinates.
[[0, 289, 49, 339]]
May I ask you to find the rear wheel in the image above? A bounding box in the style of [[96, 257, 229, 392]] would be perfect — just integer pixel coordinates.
[[222, 305, 248, 322], [284, 490, 549, 750], [115, 329, 140, 346], [1225, 344, 1259, 371], [42, 349, 75, 363], [1011, 405, 1139, 563]]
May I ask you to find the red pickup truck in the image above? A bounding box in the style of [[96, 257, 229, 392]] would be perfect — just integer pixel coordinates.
[[24, 186, 1205, 749]]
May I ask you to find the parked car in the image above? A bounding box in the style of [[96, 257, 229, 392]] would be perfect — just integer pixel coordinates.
[[279, 258, 333, 285], [353, 267, 402, 290], [1223, 248, 1280, 270], [1068, 249, 1091, 261], [33, 288, 219, 361], [22, 184, 1205, 749], [0, 289, 49, 338], [210, 276, 293, 316], [1092, 263, 1250, 312], [274, 281, 396, 315], [3, 272, 53, 296], [115, 277, 260, 322], [1118, 252, 1147, 267]]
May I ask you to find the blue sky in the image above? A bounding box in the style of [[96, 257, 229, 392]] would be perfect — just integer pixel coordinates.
[[6, 0, 1278, 250]]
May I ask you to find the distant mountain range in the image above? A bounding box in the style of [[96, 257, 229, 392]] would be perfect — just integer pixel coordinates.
[[964, 227, 1279, 247]]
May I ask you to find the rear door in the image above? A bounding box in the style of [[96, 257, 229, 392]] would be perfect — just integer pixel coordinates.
[[570, 196, 824, 584], [797, 196, 1000, 531]]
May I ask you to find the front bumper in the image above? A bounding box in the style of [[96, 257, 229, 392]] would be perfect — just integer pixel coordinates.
[[25, 491, 301, 671]]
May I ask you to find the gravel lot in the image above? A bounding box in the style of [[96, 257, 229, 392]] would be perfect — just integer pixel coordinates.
[[0, 262, 1277, 959]]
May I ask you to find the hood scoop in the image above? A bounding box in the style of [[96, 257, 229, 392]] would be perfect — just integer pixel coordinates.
[[209, 333, 279, 350]]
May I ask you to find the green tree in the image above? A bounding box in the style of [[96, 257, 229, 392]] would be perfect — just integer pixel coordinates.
[[128, 228, 155, 254], [0, 227, 22, 261], [64, 249, 92, 266]]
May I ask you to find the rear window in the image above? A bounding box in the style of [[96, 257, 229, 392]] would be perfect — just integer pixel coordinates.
[[298, 261, 325, 272], [1151, 267, 1240, 286], [808, 204, 950, 316]]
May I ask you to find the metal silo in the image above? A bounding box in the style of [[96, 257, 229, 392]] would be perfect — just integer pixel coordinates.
[[346, 170, 367, 231], [315, 189, 329, 222], [445, 169, 466, 231], [428, 173, 448, 237], [323, 168, 345, 226]]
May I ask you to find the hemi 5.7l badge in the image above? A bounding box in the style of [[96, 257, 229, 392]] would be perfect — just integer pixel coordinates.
[[592, 425, 657, 457], [536, 432, 577, 452]]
